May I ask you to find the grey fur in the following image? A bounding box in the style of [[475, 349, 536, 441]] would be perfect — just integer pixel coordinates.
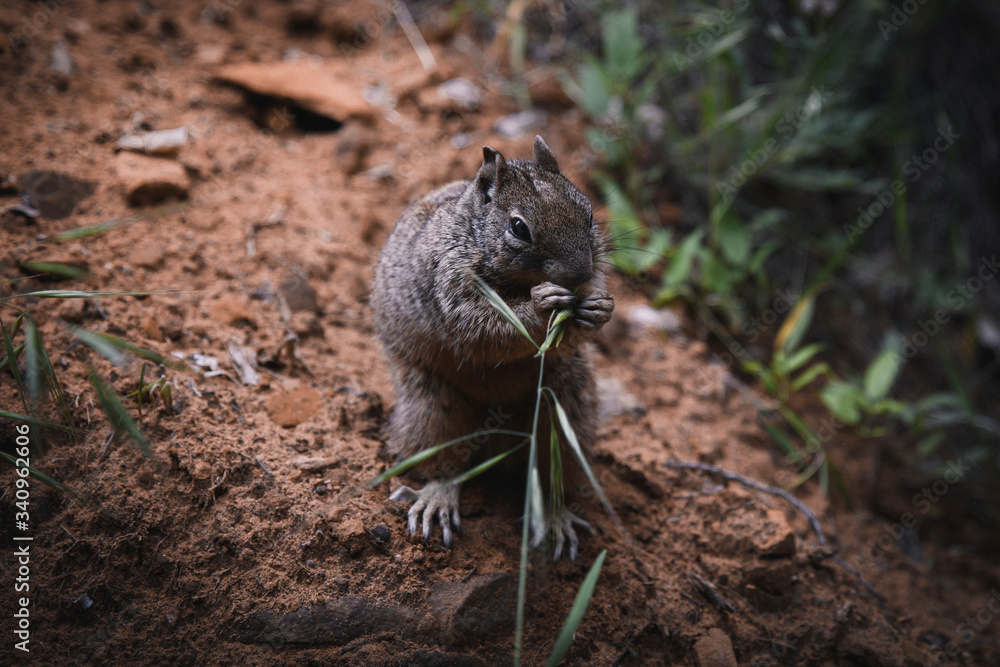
[[371, 136, 614, 558]]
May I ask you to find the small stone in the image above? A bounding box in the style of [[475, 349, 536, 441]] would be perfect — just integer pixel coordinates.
[[279, 275, 320, 313], [292, 456, 337, 473], [494, 110, 545, 139], [757, 509, 796, 558], [628, 305, 683, 333], [694, 628, 737, 667], [437, 78, 480, 110], [18, 171, 95, 219], [265, 385, 320, 427], [428, 573, 516, 645], [57, 298, 87, 323], [49, 39, 75, 77], [140, 316, 164, 342], [192, 461, 213, 480], [115, 152, 190, 206]]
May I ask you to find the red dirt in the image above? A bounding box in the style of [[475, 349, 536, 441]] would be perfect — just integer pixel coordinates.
[[1, 1, 998, 665]]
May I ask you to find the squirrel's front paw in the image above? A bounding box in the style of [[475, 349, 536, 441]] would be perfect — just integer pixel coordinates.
[[389, 481, 461, 547], [531, 282, 576, 315], [574, 291, 614, 330]]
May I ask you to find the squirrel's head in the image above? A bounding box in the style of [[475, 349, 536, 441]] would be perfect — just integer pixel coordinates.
[[470, 136, 598, 292]]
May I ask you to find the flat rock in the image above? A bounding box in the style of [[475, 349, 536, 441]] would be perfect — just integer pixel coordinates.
[[426, 573, 515, 645], [266, 385, 320, 427], [19, 170, 94, 219], [215, 61, 373, 123], [235, 598, 416, 645], [115, 152, 190, 206], [694, 628, 738, 667]]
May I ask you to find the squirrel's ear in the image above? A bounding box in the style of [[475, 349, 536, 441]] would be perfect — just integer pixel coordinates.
[[476, 146, 509, 205], [532, 135, 560, 173]]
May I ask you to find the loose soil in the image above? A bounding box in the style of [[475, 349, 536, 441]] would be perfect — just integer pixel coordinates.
[[1, 1, 998, 665]]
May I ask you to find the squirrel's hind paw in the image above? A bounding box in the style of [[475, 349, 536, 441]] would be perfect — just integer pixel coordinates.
[[531, 509, 594, 563], [389, 481, 461, 548]]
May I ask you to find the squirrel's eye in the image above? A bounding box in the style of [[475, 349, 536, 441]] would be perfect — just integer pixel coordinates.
[[509, 216, 532, 243]]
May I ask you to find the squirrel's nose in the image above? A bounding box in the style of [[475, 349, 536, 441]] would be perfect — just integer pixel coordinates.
[[545, 255, 593, 290]]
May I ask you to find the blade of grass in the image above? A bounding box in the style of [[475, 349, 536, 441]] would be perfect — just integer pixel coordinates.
[[538, 309, 571, 355], [69, 326, 185, 370], [472, 274, 536, 347], [0, 451, 82, 498], [545, 549, 607, 667], [546, 389, 619, 523], [515, 344, 548, 666], [87, 367, 155, 461], [137, 362, 147, 421], [0, 341, 26, 373], [24, 317, 72, 424], [445, 440, 527, 487], [1, 313, 30, 416], [19, 262, 89, 280], [0, 410, 81, 434], [50, 202, 189, 241], [367, 429, 532, 487], [1, 289, 174, 301]]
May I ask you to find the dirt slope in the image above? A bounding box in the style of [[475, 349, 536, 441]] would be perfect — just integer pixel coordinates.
[[1, 1, 998, 665]]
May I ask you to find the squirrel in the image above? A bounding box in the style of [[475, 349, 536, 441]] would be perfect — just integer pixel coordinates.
[[371, 136, 614, 561]]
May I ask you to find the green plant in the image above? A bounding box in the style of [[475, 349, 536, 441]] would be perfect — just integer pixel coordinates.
[[370, 277, 611, 665], [1, 289, 182, 474]]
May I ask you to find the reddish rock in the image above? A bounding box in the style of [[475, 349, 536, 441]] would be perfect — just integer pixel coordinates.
[[266, 385, 321, 427], [115, 152, 190, 206]]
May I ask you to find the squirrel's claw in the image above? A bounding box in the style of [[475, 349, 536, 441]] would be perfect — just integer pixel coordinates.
[[574, 291, 614, 330], [528, 508, 594, 562], [531, 282, 576, 313], [390, 481, 461, 548]]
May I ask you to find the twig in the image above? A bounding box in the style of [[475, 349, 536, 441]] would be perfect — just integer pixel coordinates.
[[391, 0, 436, 73], [667, 459, 885, 606], [686, 571, 735, 612]]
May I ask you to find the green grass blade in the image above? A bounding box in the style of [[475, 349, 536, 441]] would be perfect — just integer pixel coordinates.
[[19, 261, 89, 280], [50, 202, 189, 241], [69, 326, 185, 370], [0, 410, 81, 434], [516, 346, 549, 666], [87, 367, 155, 461], [547, 389, 618, 523], [545, 549, 607, 667], [367, 429, 532, 487], [784, 342, 825, 375], [1, 313, 30, 416], [791, 362, 831, 392], [762, 423, 803, 464], [24, 318, 72, 424], [0, 341, 26, 373], [472, 273, 536, 347], [0, 451, 82, 498], [538, 309, 572, 355], [0, 289, 170, 301], [549, 420, 564, 522], [446, 441, 527, 487]]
